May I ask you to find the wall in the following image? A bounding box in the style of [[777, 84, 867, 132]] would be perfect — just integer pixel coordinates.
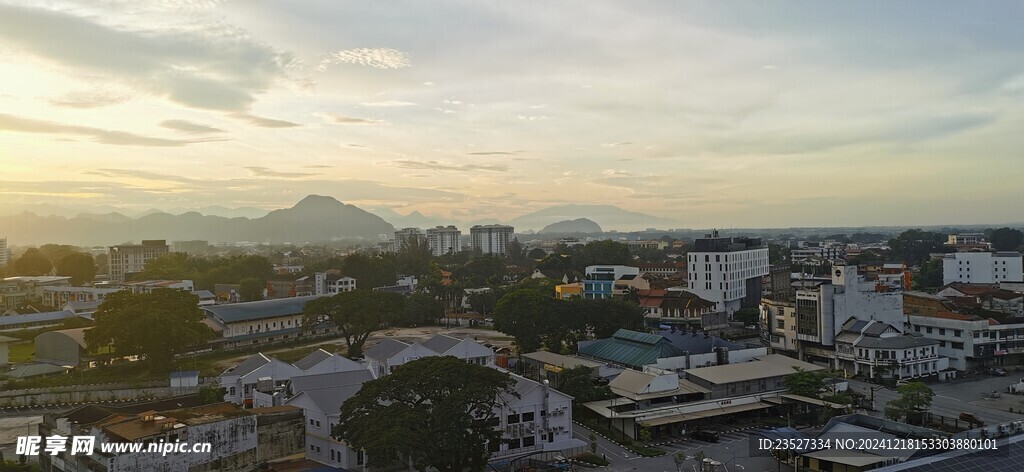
[[256, 409, 305, 462], [105, 415, 258, 472]]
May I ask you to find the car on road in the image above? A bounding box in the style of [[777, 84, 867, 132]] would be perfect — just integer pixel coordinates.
[[691, 430, 720, 442], [990, 367, 1008, 376]]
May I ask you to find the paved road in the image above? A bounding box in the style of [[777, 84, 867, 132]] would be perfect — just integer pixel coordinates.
[[572, 423, 781, 472], [848, 377, 1024, 426]]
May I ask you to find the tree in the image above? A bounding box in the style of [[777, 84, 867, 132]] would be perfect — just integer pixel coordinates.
[[14, 248, 53, 276], [197, 385, 227, 404], [638, 423, 652, 443], [467, 289, 501, 316], [460, 255, 507, 287], [335, 356, 516, 472], [589, 433, 598, 454], [888, 230, 947, 267], [400, 292, 443, 327], [913, 259, 943, 290], [733, 308, 759, 326], [884, 381, 934, 424], [782, 367, 829, 398], [575, 240, 631, 268], [674, 451, 686, 472], [56, 253, 97, 285], [239, 277, 265, 302], [989, 227, 1024, 251], [342, 253, 397, 289], [37, 244, 82, 266], [507, 238, 528, 267], [303, 290, 405, 358], [527, 248, 547, 260], [395, 234, 432, 277], [493, 289, 556, 353], [85, 289, 213, 369], [557, 365, 611, 403]]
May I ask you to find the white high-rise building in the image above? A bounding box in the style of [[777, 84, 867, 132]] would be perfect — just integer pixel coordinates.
[[687, 231, 769, 314], [426, 225, 462, 256], [0, 236, 8, 268], [470, 225, 514, 255], [107, 240, 169, 283], [393, 227, 425, 251], [942, 251, 1023, 285]]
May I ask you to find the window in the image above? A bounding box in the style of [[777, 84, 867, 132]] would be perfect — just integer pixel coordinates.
[[522, 412, 535, 422], [523, 436, 536, 448], [926, 327, 933, 334], [952, 342, 964, 350], [507, 413, 520, 424], [939, 329, 946, 336], [954, 330, 962, 337], [331, 450, 335, 461], [310, 419, 314, 426], [310, 444, 315, 451], [315, 420, 321, 427], [357, 449, 365, 465], [508, 438, 521, 450], [229, 387, 236, 395]]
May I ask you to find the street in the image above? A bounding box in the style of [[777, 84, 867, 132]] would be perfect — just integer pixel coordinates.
[[572, 423, 781, 472], [848, 376, 1024, 426]]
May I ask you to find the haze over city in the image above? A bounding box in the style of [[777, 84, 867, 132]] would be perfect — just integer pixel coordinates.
[[1, 1, 1022, 229]]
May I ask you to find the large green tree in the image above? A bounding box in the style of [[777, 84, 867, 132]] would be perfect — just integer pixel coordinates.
[[493, 289, 557, 353], [56, 253, 97, 285], [335, 356, 516, 472], [85, 289, 213, 369], [342, 253, 397, 289], [782, 367, 830, 398], [575, 240, 631, 268], [395, 234, 432, 277], [302, 290, 405, 357], [989, 227, 1024, 251], [888, 230, 947, 267], [238, 277, 265, 302], [556, 365, 611, 403], [14, 248, 53, 276], [884, 382, 934, 424]]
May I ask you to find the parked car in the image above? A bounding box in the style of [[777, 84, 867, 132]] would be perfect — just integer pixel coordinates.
[[990, 368, 1008, 377], [959, 412, 985, 426], [691, 430, 720, 443]]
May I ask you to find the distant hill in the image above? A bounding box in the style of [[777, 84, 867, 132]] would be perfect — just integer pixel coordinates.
[[511, 204, 676, 232], [539, 218, 603, 234], [0, 195, 394, 246], [371, 208, 444, 229]]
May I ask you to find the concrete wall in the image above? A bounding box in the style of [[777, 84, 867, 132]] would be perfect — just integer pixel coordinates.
[[256, 409, 305, 462], [0, 381, 207, 407]]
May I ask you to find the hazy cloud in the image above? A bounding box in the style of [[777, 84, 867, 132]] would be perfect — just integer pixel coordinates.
[[86, 169, 200, 184], [160, 120, 225, 134], [49, 89, 130, 108], [468, 152, 513, 155], [231, 113, 301, 128], [0, 113, 215, 147], [601, 142, 632, 147], [360, 101, 416, 107], [319, 48, 411, 70], [245, 167, 316, 178], [391, 160, 508, 172], [318, 113, 387, 125], [517, 115, 550, 121], [0, 3, 292, 112]]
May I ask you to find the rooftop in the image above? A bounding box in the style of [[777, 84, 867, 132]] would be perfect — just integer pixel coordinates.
[[577, 329, 689, 368], [856, 335, 939, 349], [684, 354, 824, 385], [522, 351, 602, 369], [202, 295, 322, 323]]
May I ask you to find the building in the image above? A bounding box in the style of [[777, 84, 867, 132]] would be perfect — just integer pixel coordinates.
[[1, 275, 72, 310], [687, 231, 770, 314], [202, 295, 330, 349], [0, 310, 78, 332], [626, 240, 668, 251], [325, 275, 357, 294], [0, 236, 7, 268], [107, 240, 170, 283], [489, 372, 582, 461], [470, 224, 515, 255], [791, 241, 847, 265], [363, 334, 495, 377], [834, 319, 948, 381], [171, 240, 210, 254], [284, 369, 375, 469], [41, 286, 121, 307], [947, 233, 987, 246], [520, 351, 604, 385], [220, 349, 365, 408], [576, 328, 765, 372], [635, 262, 686, 278], [427, 225, 462, 256], [583, 265, 640, 299], [937, 283, 1024, 316], [554, 282, 582, 299], [393, 227, 425, 251], [942, 251, 1023, 285], [371, 274, 418, 295], [124, 279, 195, 293], [34, 327, 90, 366], [637, 289, 717, 327]]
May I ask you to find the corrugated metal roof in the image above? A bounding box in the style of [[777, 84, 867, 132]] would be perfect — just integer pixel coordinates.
[[0, 310, 75, 327], [292, 349, 332, 371], [578, 330, 687, 368], [522, 351, 601, 369], [364, 338, 410, 361], [202, 295, 322, 323], [684, 354, 824, 385], [421, 334, 461, 354]]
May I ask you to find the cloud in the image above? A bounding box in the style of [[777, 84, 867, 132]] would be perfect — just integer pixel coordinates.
[[245, 167, 316, 178], [391, 160, 508, 172], [422, 82, 434, 86], [319, 48, 411, 70], [344, 144, 367, 148], [86, 168, 200, 184], [360, 101, 417, 107], [0, 113, 216, 147], [318, 113, 387, 125], [601, 142, 632, 147], [231, 113, 301, 128], [468, 152, 513, 155], [49, 89, 130, 108], [517, 115, 550, 121], [0, 4, 292, 112], [160, 119, 225, 134], [303, 165, 333, 169]]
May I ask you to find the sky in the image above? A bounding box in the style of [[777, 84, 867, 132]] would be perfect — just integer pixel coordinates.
[[0, 0, 1023, 228]]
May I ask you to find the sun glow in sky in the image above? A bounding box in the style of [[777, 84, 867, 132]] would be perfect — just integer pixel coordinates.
[[0, 0, 1022, 227]]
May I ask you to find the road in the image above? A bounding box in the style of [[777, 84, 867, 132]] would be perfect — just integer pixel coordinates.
[[848, 376, 1024, 426], [572, 423, 781, 472]]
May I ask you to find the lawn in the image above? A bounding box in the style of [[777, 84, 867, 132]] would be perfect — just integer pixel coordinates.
[[8, 342, 34, 363]]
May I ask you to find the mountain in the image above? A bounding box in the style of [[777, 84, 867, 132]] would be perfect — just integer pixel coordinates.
[[510, 204, 677, 232], [0, 195, 394, 246], [371, 208, 444, 229], [539, 218, 603, 234], [165, 205, 269, 219]]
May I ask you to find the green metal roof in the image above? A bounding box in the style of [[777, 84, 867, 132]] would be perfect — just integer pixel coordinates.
[[578, 329, 688, 368]]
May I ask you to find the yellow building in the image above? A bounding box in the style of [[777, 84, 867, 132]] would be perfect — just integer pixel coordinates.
[[555, 282, 583, 300]]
